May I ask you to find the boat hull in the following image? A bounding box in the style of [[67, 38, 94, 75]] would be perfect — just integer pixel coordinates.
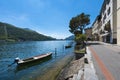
[[17, 53, 52, 66], [65, 45, 72, 49]]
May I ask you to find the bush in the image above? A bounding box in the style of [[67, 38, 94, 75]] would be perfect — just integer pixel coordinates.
[[75, 34, 86, 45]]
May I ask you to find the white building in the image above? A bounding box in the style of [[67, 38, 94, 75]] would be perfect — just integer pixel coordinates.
[[92, 0, 120, 44], [117, 0, 120, 45]]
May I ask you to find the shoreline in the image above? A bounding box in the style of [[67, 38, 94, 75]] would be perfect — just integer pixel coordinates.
[[57, 57, 84, 80], [28, 54, 74, 80]]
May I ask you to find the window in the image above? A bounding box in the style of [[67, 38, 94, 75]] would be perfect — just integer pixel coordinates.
[[103, 14, 106, 23], [106, 0, 110, 4], [102, 6, 106, 14], [107, 7, 111, 15]]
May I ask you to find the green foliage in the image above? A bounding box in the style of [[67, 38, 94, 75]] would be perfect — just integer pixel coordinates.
[[69, 13, 90, 34], [74, 48, 85, 54], [75, 34, 86, 42], [0, 22, 56, 41]]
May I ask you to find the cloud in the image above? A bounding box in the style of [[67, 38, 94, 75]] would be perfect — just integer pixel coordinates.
[[49, 32, 72, 39]]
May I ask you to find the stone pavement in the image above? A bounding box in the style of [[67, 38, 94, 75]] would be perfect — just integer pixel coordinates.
[[84, 47, 98, 80]]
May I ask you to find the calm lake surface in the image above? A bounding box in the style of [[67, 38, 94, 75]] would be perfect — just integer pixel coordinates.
[[0, 40, 74, 80]]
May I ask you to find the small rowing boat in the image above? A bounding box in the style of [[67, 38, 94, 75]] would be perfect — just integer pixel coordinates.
[[65, 41, 73, 49], [65, 45, 72, 48], [15, 52, 52, 65]]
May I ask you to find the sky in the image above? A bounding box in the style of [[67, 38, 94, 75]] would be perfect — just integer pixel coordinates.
[[0, 0, 103, 39]]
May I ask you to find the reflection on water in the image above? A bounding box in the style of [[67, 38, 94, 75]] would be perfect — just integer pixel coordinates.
[[0, 40, 74, 80]]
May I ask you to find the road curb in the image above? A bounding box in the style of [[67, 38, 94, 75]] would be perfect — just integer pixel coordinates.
[[84, 47, 98, 80]]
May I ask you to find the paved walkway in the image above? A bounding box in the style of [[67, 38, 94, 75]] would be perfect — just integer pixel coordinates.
[[88, 41, 120, 80], [57, 41, 120, 80], [84, 47, 98, 80]]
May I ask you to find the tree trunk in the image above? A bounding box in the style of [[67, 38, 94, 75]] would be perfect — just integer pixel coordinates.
[[81, 28, 84, 34]]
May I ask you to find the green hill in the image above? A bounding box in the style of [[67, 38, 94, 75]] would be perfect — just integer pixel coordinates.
[[0, 22, 56, 41]]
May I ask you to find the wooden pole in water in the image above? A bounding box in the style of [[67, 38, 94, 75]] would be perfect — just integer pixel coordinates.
[[55, 48, 57, 55], [63, 45, 64, 52]]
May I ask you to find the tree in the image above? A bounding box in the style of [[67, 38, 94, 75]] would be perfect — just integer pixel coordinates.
[[75, 34, 86, 43], [69, 13, 90, 35], [75, 34, 87, 50]]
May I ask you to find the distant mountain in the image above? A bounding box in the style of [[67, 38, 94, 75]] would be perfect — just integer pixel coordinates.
[[65, 35, 74, 40], [0, 22, 56, 41]]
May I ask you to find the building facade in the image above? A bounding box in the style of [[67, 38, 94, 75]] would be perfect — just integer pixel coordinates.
[[92, 0, 120, 44], [92, 15, 102, 41], [85, 28, 92, 40], [117, 0, 120, 45]]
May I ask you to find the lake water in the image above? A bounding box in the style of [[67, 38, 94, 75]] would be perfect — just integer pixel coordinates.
[[0, 40, 74, 80]]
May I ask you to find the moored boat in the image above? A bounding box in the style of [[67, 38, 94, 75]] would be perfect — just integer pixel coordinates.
[[65, 41, 73, 49], [15, 52, 52, 65], [65, 45, 72, 48]]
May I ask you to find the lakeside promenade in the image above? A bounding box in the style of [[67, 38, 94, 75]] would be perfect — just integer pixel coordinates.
[[87, 41, 120, 80], [58, 41, 120, 80]]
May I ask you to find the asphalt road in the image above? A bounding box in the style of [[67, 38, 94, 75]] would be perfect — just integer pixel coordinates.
[[88, 42, 120, 80]]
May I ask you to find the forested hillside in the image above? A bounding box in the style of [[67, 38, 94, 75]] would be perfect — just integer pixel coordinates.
[[0, 22, 56, 41]]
